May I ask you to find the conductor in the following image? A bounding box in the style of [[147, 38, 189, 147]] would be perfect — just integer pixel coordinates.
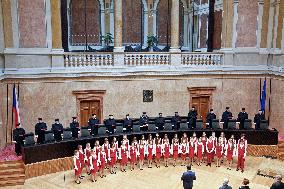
[[181, 165, 196, 189]]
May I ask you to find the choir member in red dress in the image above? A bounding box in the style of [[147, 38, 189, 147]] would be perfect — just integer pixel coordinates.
[[206, 136, 215, 167], [112, 137, 119, 149], [181, 133, 189, 143], [84, 143, 91, 175], [172, 133, 179, 144], [218, 132, 227, 163], [78, 145, 85, 178], [237, 134, 248, 150], [155, 140, 162, 168], [147, 140, 154, 168], [99, 146, 107, 178], [215, 140, 223, 167], [225, 138, 234, 170], [94, 140, 101, 156], [231, 135, 237, 146], [196, 138, 204, 166], [138, 143, 145, 170], [108, 143, 117, 174], [89, 150, 99, 182], [192, 132, 198, 143], [103, 138, 110, 168], [188, 137, 195, 166], [180, 139, 187, 166], [119, 142, 128, 172], [122, 134, 130, 149], [154, 133, 162, 145], [201, 132, 207, 162], [211, 132, 217, 160], [172, 138, 179, 167], [236, 140, 246, 172], [129, 142, 138, 171], [163, 138, 170, 167], [162, 134, 169, 144], [73, 150, 82, 184], [133, 136, 138, 147], [139, 135, 147, 145]]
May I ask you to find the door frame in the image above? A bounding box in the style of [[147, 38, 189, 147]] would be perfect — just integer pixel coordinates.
[[187, 87, 216, 112], [73, 90, 106, 125]]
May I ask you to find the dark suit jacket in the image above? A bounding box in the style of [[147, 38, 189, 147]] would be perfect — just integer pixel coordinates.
[[270, 181, 284, 189], [181, 171, 196, 189]]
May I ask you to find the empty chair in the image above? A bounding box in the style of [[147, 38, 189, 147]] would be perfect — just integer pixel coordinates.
[[98, 126, 107, 135], [116, 125, 123, 133], [244, 119, 252, 130], [212, 119, 220, 129], [132, 125, 140, 132], [196, 119, 203, 129], [80, 127, 91, 138], [179, 122, 188, 130], [260, 120, 269, 129], [44, 130, 55, 143], [148, 123, 157, 131], [63, 128, 72, 140], [24, 133, 35, 146], [228, 120, 237, 129], [164, 122, 172, 131]]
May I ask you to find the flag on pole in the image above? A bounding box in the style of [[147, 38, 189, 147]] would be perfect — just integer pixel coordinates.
[[260, 79, 266, 112], [12, 85, 21, 128]]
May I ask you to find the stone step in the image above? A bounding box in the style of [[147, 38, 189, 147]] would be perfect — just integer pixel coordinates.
[[0, 178, 25, 187], [0, 174, 25, 181], [0, 168, 24, 175]]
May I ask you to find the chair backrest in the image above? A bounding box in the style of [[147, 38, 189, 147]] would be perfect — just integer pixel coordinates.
[[180, 122, 188, 130], [212, 119, 220, 129], [148, 123, 157, 131], [24, 135, 35, 146], [116, 125, 123, 133], [133, 125, 140, 132], [196, 119, 203, 129], [44, 132, 55, 143], [98, 126, 106, 135], [228, 120, 236, 129], [63, 130, 72, 140], [164, 122, 172, 131], [260, 120, 269, 129], [244, 119, 252, 130], [81, 128, 90, 138]]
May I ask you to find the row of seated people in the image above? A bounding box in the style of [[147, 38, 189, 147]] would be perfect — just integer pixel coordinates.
[[33, 108, 267, 145], [72, 132, 248, 184]]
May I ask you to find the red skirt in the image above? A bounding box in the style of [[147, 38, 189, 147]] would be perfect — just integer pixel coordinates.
[[147, 153, 153, 160], [130, 155, 137, 164], [90, 165, 99, 175], [181, 153, 186, 160], [197, 151, 203, 159], [100, 160, 106, 170], [139, 154, 144, 161], [156, 153, 161, 160], [110, 157, 116, 166], [121, 155, 128, 165], [189, 149, 195, 158], [173, 151, 179, 159], [75, 168, 81, 176]]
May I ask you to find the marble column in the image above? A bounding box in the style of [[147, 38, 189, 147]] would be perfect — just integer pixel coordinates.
[[51, 0, 64, 67], [2, 0, 13, 48], [257, 0, 264, 48], [272, 0, 280, 49], [221, 0, 234, 50], [114, 0, 123, 52], [170, 0, 180, 52], [232, 0, 239, 49]]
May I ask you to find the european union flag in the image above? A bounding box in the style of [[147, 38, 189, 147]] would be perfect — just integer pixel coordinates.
[[260, 79, 266, 112]]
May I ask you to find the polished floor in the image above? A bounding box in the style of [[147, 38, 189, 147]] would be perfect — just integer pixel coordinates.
[[4, 156, 282, 189]]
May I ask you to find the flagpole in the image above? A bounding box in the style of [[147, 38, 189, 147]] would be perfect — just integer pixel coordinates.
[[6, 84, 8, 144]]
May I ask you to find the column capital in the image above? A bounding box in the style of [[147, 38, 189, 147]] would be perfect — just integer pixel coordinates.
[[258, 0, 264, 4]]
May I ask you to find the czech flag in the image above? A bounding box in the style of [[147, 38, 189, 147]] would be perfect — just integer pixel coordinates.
[[12, 85, 21, 128]]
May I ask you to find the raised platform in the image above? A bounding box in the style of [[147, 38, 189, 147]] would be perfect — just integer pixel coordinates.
[[23, 129, 278, 164]]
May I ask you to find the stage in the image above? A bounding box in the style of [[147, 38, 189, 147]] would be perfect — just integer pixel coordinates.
[[23, 129, 278, 164]]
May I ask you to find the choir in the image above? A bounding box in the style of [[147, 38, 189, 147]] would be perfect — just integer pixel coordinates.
[[73, 132, 248, 184]]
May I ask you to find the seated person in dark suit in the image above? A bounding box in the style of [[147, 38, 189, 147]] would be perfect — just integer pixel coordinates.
[[206, 109, 216, 129], [52, 119, 64, 141], [219, 178, 232, 189], [123, 114, 133, 132], [171, 112, 181, 130], [155, 113, 165, 130], [254, 110, 265, 130], [105, 115, 116, 134], [88, 114, 100, 135], [237, 108, 248, 130], [239, 178, 250, 189], [221, 107, 233, 129], [139, 112, 149, 131], [181, 165, 196, 189], [270, 175, 284, 189], [70, 117, 80, 138], [12, 123, 25, 156], [188, 107, 198, 129], [35, 118, 47, 144]]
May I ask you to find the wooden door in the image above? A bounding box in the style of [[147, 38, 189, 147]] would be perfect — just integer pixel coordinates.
[[191, 96, 210, 127], [80, 100, 101, 126]]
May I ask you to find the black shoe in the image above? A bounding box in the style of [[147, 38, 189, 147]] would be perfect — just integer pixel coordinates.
[[241, 170, 244, 173], [104, 175, 106, 177], [100, 176, 103, 178], [87, 172, 91, 175], [236, 169, 239, 171], [75, 181, 81, 184], [81, 175, 85, 178]]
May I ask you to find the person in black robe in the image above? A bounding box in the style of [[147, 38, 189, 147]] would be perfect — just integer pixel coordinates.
[[188, 107, 198, 129], [254, 110, 265, 130], [52, 119, 63, 141], [171, 112, 181, 130], [88, 114, 100, 136], [237, 108, 248, 130], [123, 114, 133, 132], [105, 115, 116, 134], [70, 117, 80, 138], [139, 112, 149, 131], [13, 123, 25, 156], [155, 113, 165, 130], [35, 118, 47, 144], [206, 109, 216, 129], [221, 107, 233, 129]]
